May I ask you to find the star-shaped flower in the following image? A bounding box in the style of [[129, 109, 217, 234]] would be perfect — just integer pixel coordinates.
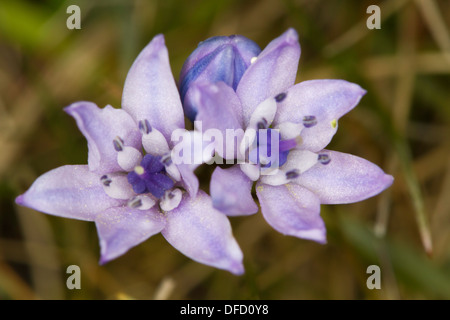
[[16, 34, 244, 275], [180, 28, 394, 244]]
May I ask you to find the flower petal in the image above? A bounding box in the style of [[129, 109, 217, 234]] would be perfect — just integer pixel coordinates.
[[210, 166, 258, 216], [122, 34, 184, 144], [65, 102, 141, 174], [176, 163, 199, 197], [274, 79, 366, 152], [161, 191, 244, 275], [170, 129, 212, 197], [190, 81, 244, 159], [256, 182, 326, 243], [192, 81, 244, 131], [295, 150, 394, 204], [95, 206, 166, 264], [15, 165, 123, 221], [236, 28, 300, 125]]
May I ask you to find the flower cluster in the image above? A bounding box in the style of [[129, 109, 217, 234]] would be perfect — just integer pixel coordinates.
[[16, 29, 393, 275]]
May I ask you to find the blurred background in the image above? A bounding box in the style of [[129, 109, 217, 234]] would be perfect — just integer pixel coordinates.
[[0, 0, 449, 300]]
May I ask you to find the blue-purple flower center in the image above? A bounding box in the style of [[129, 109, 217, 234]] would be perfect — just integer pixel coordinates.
[[127, 154, 174, 199], [248, 129, 296, 168]]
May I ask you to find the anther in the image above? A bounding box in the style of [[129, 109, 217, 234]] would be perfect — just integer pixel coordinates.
[[285, 169, 300, 180], [138, 119, 152, 134], [302, 116, 317, 128], [275, 92, 287, 103], [100, 175, 112, 187], [161, 154, 172, 166], [161, 153, 181, 181], [128, 197, 142, 208], [160, 188, 183, 212], [318, 153, 331, 165], [113, 136, 124, 152], [257, 118, 268, 130], [127, 195, 156, 210], [250, 56, 258, 64]]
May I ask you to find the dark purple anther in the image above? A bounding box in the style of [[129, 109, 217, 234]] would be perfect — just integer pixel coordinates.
[[275, 92, 287, 102], [100, 175, 112, 187], [285, 169, 300, 180], [318, 153, 331, 165], [302, 115, 317, 128], [138, 119, 152, 134], [113, 136, 124, 151]]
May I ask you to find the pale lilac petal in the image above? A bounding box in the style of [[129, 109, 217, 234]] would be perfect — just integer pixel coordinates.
[[162, 191, 244, 275], [191, 81, 244, 131], [274, 79, 366, 152], [122, 34, 184, 144], [190, 81, 244, 159], [236, 28, 300, 124], [295, 150, 394, 204], [65, 102, 141, 174], [210, 166, 258, 216], [95, 206, 166, 264], [170, 130, 208, 197], [177, 164, 199, 197], [15, 165, 123, 221], [256, 182, 326, 243]]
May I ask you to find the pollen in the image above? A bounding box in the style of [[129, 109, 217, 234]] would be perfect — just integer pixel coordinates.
[[331, 119, 337, 128], [134, 165, 145, 175]]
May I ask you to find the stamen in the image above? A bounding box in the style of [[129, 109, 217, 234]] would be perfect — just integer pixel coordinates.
[[100, 175, 112, 187], [318, 153, 331, 165], [257, 118, 268, 130], [117, 146, 143, 172], [138, 119, 152, 134], [141, 127, 170, 156], [101, 174, 136, 200], [302, 115, 317, 128], [247, 98, 277, 130], [127, 195, 156, 210], [285, 169, 300, 180], [161, 154, 172, 166], [128, 197, 142, 208], [160, 188, 183, 212], [161, 153, 181, 181], [250, 56, 258, 64], [113, 136, 124, 152], [240, 163, 260, 181], [275, 92, 287, 102], [276, 122, 303, 140]]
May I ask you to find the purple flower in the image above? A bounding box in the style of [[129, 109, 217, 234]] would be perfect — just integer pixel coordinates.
[[179, 35, 261, 121], [186, 29, 394, 244], [15, 34, 244, 275]]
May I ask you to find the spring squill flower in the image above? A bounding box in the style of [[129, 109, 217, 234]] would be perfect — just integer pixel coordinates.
[[181, 29, 394, 244], [15, 35, 244, 275]]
